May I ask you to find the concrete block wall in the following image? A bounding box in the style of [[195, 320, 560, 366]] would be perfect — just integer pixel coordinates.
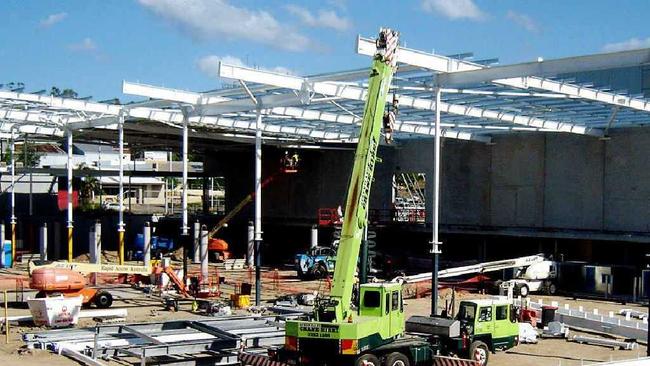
[[395, 127, 650, 233]]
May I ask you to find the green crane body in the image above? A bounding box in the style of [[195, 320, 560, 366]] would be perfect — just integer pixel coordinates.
[[284, 28, 404, 361]]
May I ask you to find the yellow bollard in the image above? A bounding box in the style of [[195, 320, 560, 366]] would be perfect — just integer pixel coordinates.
[[118, 230, 125, 265], [10, 223, 15, 268], [4, 290, 8, 344], [67, 227, 74, 262]]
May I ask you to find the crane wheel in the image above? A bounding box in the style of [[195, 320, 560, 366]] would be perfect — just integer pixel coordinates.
[[94, 291, 113, 308], [314, 263, 328, 279], [516, 283, 530, 297], [355, 353, 380, 366], [469, 340, 489, 366], [384, 352, 410, 366]]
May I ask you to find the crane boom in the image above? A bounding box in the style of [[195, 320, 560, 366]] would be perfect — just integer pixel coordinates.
[[327, 28, 399, 321]]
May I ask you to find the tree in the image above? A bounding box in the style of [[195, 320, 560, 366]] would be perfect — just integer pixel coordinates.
[[2, 143, 43, 168]]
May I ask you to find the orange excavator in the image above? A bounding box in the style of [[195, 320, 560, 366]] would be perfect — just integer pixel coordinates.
[[30, 267, 113, 308], [208, 155, 299, 260]]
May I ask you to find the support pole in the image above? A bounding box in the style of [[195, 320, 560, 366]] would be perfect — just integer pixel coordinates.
[[247, 221, 254, 268], [10, 131, 16, 267], [67, 130, 74, 262], [254, 109, 263, 306], [181, 113, 189, 236], [39, 223, 47, 261], [431, 87, 442, 317], [200, 225, 208, 284], [193, 221, 200, 264], [143, 222, 151, 268], [310, 225, 318, 249], [118, 114, 125, 265], [90, 220, 101, 264]]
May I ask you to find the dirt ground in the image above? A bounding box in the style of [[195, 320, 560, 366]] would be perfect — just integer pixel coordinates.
[[1, 264, 648, 365]]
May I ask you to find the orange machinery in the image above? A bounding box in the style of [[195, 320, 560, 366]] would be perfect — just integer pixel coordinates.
[[30, 267, 113, 308]]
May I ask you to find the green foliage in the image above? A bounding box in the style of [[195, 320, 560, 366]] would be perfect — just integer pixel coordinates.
[[2, 144, 43, 168]]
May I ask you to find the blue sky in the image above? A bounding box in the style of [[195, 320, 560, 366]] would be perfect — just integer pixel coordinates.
[[1, 0, 649, 101]]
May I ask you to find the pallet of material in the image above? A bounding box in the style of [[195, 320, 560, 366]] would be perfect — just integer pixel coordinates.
[[217, 259, 247, 270]]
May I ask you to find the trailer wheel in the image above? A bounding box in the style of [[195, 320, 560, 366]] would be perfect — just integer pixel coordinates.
[[94, 291, 113, 308], [355, 353, 380, 366], [469, 340, 489, 366], [384, 352, 410, 366], [546, 282, 557, 295], [516, 283, 529, 297]]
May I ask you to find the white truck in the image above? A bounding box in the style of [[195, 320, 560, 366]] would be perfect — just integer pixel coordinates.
[[399, 254, 559, 297], [499, 260, 558, 297]]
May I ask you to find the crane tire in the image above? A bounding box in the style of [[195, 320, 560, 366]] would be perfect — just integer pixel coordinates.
[[384, 352, 410, 366]]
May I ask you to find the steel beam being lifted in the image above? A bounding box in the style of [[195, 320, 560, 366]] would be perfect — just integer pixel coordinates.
[[218, 63, 603, 137], [358, 37, 650, 113]]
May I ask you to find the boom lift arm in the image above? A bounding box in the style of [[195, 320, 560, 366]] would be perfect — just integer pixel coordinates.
[[319, 28, 399, 323]]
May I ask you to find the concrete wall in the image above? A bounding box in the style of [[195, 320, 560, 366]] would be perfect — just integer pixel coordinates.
[[393, 127, 650, 234]]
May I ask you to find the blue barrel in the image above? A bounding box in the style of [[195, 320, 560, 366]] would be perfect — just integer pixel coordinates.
[[2, 240, 11, 268]]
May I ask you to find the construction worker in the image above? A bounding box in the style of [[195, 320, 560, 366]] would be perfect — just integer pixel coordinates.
[[290, 151, 299, 169]]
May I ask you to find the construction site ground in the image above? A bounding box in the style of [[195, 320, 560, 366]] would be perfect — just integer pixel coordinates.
[[0, 263, 648, 366]]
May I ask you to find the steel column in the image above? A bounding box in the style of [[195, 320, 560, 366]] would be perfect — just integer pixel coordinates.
[[9, 131, 15, 267], [431, 87, 442, 317], [193, 221, 200, 264], [39, 222, 47, 261], [200, 225, 208, 283], [181, 114, 189, 236], [247, 221, 254, 268], [143, 222, 151, 268], [254, 109, 263, 306], [118, 114, 125, 265], [67, 130, 74, 262]]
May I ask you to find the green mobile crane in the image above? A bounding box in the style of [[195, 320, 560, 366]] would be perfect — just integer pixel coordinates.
[[281, 27, 410, 365], [276, 29, 520, 366]]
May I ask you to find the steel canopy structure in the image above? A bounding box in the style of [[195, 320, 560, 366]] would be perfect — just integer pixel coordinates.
[[1, 35, 650, 284]]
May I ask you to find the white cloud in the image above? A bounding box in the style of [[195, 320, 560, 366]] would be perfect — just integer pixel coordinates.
[[138, 0, 311, 52], [327, 0, 347, 10], [68, 37, 97, 52], [197, 55, 294, 78], [602, 37, 650, 52], [39, 12, 67, 28], [286, 5, 351, 31], [421, 0, 485, 20], [506, 10, 539, 33]]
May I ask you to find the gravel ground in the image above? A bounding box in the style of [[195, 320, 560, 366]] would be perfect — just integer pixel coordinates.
[[0, 266, 648, 366]]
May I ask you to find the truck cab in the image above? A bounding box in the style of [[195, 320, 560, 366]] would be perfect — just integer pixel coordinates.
[[455, 299, 519, 364]]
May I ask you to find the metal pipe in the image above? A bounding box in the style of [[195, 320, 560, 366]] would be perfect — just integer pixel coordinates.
[[431, 87, 442, 317], [182, 114, 189, 236], [10, 131, 15, 267], [118, 114, 125, 265], [67, 130, 74, 262], [254, 109, 263, 306]]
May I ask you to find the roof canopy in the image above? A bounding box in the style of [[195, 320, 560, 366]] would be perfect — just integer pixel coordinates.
[[2, 34, 650, 145]]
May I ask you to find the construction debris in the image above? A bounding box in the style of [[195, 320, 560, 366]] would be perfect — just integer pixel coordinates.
[[23, 315, 293, 366], [540, 321, 569, 339], [570, 335, 638, 350]]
